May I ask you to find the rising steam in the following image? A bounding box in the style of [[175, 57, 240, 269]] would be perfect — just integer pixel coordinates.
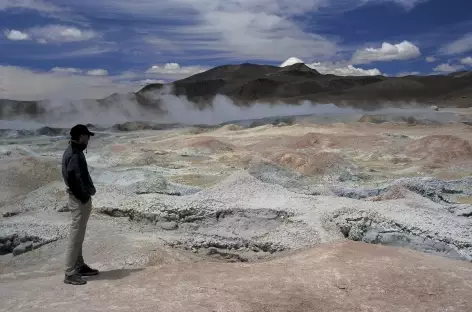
[[0, 84, 461, 129]]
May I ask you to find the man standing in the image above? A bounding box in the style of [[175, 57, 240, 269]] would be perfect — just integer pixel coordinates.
[[62, 124, 99, 285]]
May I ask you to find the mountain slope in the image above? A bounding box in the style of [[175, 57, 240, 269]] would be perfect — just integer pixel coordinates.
[[137, 63, 472, 107], [1, 63, 471, 120]]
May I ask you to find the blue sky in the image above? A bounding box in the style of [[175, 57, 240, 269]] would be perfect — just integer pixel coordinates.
[[1, 0, 472, 100]]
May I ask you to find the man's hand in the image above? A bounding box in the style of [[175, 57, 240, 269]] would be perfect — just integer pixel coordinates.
[[80, 195, 91, 204]]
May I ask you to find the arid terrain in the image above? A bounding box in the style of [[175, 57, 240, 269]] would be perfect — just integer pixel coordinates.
[[1, 106, 472, 311]]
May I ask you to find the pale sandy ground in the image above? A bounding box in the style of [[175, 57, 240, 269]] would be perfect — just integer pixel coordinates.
[[2, 241, 472, 312], [1, 108, 472, 311]]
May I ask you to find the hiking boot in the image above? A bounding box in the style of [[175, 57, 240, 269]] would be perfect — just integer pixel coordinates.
[[64, 273, 87, 285], [78, 264, 99, 276]]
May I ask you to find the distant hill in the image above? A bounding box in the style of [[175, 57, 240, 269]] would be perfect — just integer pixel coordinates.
[[138, 63, 472, 109], [1, 62, 472, 120]]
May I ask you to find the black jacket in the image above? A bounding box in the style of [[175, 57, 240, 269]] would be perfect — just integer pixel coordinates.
[[61, 141, 96, 203]]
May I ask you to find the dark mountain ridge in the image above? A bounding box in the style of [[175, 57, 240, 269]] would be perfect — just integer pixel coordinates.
[[1, 62, 471, 120]]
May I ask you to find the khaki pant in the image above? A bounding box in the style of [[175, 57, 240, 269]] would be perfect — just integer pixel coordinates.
[[64, 195, 92, 276]]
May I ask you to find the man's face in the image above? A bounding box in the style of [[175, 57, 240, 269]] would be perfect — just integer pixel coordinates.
[[79, 134, 90, 146]]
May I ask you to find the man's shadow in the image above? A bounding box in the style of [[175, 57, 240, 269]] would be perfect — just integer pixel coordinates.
[[86, 268, 144, 281]]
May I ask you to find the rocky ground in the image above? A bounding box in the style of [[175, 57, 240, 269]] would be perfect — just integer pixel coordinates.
[[1, 108, 472, 311]]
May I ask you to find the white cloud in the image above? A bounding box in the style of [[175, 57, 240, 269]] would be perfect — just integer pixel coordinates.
[[4, 24, 98, 44], [433, 63, 465, 73], [87, 69, 108, 76], [143, 37, 181, 54], [365, 0, 430, 10], [425, 56, 436, 62], [4, 29, 30, 40], [0, 0, 63, 13], [28, 24, 97, 43], [351, 40, 421, 64], [161, 63, 181, 71], [52, 67, 110, 78], [70, 0, 427, 19], [74, 1, 326, 18], [460, 56, 472, 66], [139, 79, 166, 85], [44, 46, 116, 58], [145, 63, 208, 77], [396, 71, 420, 77], [439, 33, 472, 55], [310, 62, 383, 76], [168, 10, 337, 61], [64, 1, 340, 61], [0, 0, 89, 25], [50, 67, 82, 73], [392, 0, 429, 8], [15, 46, 116, 61], [280, 57, 383, 76]]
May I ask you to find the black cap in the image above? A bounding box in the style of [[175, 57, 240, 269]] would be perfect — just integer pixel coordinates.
[[70, 124, 95, 138]]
